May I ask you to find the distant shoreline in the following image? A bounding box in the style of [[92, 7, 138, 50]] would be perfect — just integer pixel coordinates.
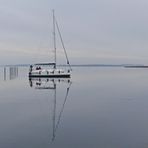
[[124, 65, 148, 68], [1, 64, 148, 68], [0, 64, 123, 67]]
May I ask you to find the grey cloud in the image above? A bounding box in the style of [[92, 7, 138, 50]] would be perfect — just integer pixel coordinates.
[[0, 0, 148, 64]]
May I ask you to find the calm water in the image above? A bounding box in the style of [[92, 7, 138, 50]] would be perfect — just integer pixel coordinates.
[[0, 66, 148, 148]]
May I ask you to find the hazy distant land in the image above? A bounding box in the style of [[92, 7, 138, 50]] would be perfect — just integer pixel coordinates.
[[1, 64, 148, 68]]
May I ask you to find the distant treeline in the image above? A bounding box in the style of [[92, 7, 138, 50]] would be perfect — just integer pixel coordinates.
[[0, 64, 147, 68]]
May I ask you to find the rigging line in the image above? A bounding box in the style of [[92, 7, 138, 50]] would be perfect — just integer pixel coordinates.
[[54, 82, 72, 134], [50, 82, 72, 142], [55, 19, 72, 71]]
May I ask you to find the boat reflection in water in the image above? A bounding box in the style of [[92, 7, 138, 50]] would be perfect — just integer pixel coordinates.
[[29, 77, 72, 142]]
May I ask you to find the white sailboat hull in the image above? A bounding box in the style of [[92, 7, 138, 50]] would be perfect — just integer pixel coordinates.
[[29, 69, 71, 78]]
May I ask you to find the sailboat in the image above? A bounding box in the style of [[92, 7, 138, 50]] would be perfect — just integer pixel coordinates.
[[29, 10, 72, 78]]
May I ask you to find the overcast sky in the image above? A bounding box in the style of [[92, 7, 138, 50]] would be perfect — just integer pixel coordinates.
[[0, 0, 148, 65]]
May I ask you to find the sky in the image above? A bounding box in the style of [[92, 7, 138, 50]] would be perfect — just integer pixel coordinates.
[[0, 0, 148, 65]]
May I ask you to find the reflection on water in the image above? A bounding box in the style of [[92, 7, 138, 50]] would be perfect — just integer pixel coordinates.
[[3, 67, 18, 81], [29, 77, 71, 89], [1, 66, 148, 147], [29, 77, 72, 142]]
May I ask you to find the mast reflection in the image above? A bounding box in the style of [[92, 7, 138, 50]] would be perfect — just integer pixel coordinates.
[[29, 77, 72, 142]]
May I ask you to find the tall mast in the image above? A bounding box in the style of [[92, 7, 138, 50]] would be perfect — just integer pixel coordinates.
[[53, 10, 56, 69]]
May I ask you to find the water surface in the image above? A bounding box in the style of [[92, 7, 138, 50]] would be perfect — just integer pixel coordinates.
[[0, 66, 148, 148]]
